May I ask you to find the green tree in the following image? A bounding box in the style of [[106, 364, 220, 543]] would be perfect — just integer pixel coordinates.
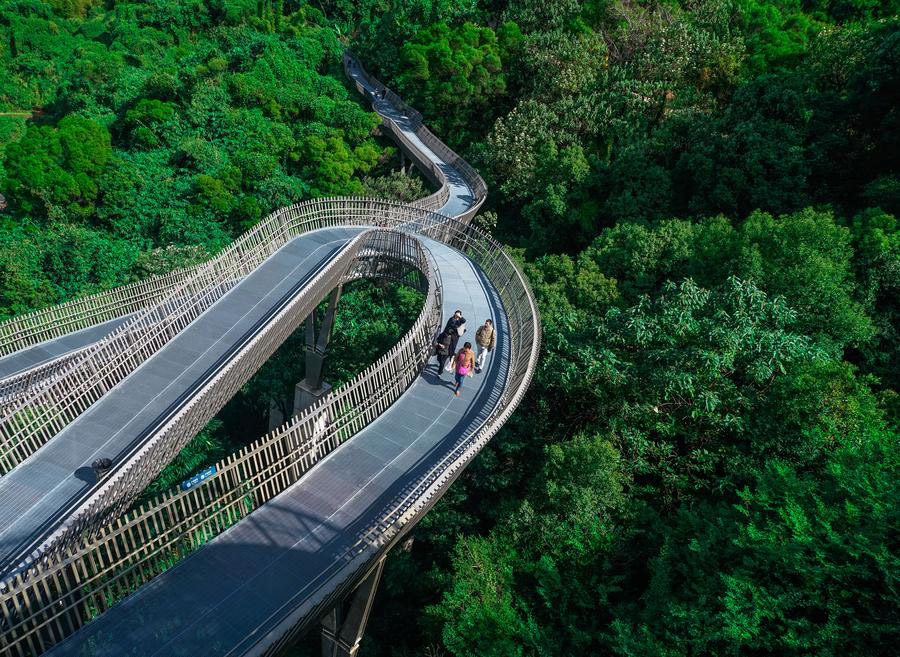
[[431, 435, 627, 657], [124, 98, 176, 147], [580, 209, 874, 353], [736, 0, 822, 75], [0, 227, 55, 318], [360, 169, 428, 203], [736, 208, 874, 353], [848, 208, 900, 392], [396, 22, 511, 141], [501, 0, 581, 33], [672, 74, 812, 218], [3, 116, 112, 222], [613, 436, 899, 657]]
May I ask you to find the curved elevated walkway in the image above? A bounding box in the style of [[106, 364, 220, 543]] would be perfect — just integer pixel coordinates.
[[0, 230, 359, 572], [45, 240, 506, 655], [0, 54, 536, 657]]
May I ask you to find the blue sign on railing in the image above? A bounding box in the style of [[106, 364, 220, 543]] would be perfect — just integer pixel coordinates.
[[180, 465, 217, 491]]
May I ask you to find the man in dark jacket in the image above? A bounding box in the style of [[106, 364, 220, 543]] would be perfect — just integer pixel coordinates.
[[434, 329, 454, 375], [444, 309, 466, 358]]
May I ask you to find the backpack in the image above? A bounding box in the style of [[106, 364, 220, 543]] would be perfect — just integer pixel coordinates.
[[435, 332, 452, 356]]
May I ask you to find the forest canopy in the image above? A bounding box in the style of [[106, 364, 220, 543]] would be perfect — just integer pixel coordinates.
[[0, 0, 382, 316], [0, 0, 897, 656]]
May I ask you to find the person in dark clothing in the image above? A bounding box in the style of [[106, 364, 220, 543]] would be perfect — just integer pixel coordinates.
[[443, 310, 467, 363], [91, 457, 113, 479], [433, 329, 454, 375]]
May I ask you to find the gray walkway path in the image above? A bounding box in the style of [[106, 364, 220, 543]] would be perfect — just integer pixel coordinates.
[[0, 317, 131, 380], [0, 228, 362, 572], [345, 62, 475, 218], [46, 239, 508, 656]]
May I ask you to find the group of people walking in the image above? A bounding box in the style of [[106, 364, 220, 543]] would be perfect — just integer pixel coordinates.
[[433, 310, 496, 397]]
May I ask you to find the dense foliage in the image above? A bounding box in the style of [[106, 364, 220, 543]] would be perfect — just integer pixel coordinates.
[[0, 0, 384, 317], [339, 2, 900, 656], [1, 0, 898, 656]]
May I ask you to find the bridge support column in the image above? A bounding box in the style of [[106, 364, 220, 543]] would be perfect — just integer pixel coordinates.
[[269, 285, 341, 431], [293, 379, 332, 414], [321, 558, 385, 657], [298, 285, 341, 413], [267, 285, 342, 430], [268, 380, 334, 430]]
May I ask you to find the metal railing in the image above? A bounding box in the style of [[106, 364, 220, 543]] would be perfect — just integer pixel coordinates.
[[0, 348, 93, 413], [0, 268, 192, 358], [342, 53, 488, 219]]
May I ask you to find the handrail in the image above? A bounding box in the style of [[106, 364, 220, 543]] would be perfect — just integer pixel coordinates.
[[342, 54, 488, 215], [0, 347, 93, 412], [0, 267, 194, 358]]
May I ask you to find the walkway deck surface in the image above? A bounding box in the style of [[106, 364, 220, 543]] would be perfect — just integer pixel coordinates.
[[0, 317, 130, 380], [0, 228, 361, 571], [46, 239, 507, 656], [345, 61, 475, 219]]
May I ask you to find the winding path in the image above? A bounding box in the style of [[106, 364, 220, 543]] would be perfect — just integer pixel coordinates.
[[0, 55, 538, 656]]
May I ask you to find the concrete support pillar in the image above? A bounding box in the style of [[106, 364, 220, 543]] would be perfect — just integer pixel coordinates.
[[321, 558, 385, 657], [303, 285, 341, 388], [268, 285, 342, 429], [294, 379, 332, 414], [268, 401, 286, 431]]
